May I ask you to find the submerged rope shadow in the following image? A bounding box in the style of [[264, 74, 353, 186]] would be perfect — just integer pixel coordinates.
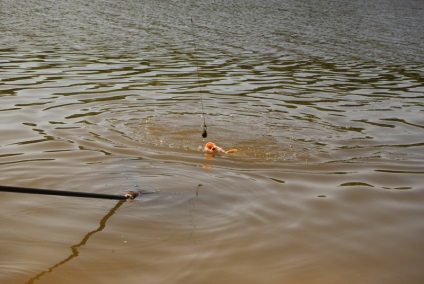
[[27, 200, 125, 284], [187, 184, 201, 268]]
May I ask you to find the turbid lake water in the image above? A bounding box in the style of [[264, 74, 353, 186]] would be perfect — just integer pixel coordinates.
[[1, 0, 424, 283]]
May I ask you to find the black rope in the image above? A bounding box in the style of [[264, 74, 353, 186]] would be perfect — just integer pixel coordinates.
[[190, 18, 208, 138], [0, 185, 128, 200]]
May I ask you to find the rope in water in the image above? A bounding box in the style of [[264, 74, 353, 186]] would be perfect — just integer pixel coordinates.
[[190, 18, 208, 138]]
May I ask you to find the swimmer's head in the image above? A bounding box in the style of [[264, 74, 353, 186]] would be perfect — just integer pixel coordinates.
[[205, 142, 217, 152]]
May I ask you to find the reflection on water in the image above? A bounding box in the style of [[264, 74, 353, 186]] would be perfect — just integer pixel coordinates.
[[27, 200, 125, 284], [1, 0, 424, 283]]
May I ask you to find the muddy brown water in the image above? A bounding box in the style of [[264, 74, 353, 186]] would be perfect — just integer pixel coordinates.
[[1, 0, 424, 283]]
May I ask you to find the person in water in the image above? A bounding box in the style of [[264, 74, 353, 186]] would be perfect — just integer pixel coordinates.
[[204, 142, 237, 154]]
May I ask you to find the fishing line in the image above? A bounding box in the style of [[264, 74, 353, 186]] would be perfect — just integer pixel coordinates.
[[190, 18, 208, 138]]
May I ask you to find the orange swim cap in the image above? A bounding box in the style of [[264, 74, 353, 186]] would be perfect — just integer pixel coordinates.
[[205, 142, 216, 151]]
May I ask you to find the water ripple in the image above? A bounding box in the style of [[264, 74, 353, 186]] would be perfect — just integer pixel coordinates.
[[1, 1, 424, 283]]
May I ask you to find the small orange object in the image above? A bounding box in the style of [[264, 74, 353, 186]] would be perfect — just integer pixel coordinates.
[[204, 142, 237, 154]]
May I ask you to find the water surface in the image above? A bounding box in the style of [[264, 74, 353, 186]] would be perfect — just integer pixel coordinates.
[[1, 0, 424, 283]]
